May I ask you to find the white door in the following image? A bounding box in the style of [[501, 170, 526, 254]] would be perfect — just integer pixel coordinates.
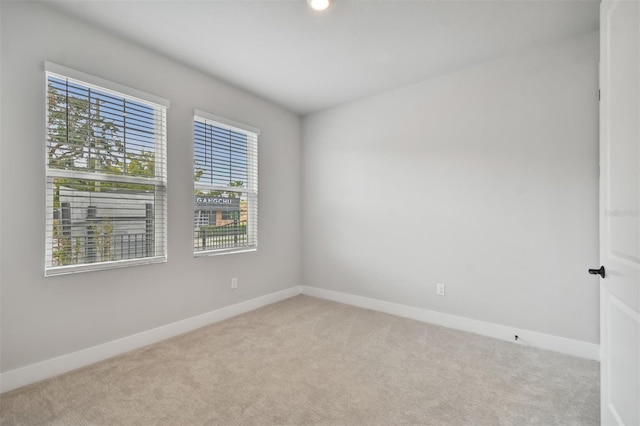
[[599, 1, 640, 425]]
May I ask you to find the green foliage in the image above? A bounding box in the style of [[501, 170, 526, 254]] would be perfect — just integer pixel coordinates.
[[199, 222, 247, 238], [48, 81, 156, 198], [193, 180, 245, 198], [52, 221, 72, 266], [53, 220, 117, 266], [193, 156, 245, 198], [47, 82, 123, 172], [73, 237, 82, 264], [101, 151, 155, 178], [96, 220, 114, 262]]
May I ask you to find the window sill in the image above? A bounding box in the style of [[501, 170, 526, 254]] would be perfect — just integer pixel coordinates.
[[194, 247, 257, 258], [44, 256, 167, 277]]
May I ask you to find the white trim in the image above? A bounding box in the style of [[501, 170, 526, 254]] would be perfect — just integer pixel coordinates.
[[194, 109, 261, 135], [45, 61, 170, 108], [301, 286, 600, 361], [194, 247, 257, 258], [44, 63, 170, 276], [1, 285, 599, 394], [0, 286, 301, 393], [47, 168, 166, 187], [193, 182, 256, 195], [45, 256, 167, 277]]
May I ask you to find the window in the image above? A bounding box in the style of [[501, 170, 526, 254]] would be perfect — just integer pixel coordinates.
[[193, 110, 259, 255], [45, 62, 169, 276]]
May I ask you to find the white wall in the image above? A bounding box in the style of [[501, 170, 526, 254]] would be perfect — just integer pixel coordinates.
[[0, 2, 301, 372], [302, 32, 600, 344]]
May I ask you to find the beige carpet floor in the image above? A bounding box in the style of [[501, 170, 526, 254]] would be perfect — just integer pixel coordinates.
[[0, 295, 599, 425]]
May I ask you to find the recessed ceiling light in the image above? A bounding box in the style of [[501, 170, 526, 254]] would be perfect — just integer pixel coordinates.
[[308, 0, 331, 12]]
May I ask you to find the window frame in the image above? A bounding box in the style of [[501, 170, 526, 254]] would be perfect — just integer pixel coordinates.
[[44, 62, 170, 276], [193, 109, 259, 257]]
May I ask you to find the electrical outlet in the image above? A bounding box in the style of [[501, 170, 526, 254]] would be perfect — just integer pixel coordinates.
[[436, 283, 445, 296], [231, 278, 238, 289]]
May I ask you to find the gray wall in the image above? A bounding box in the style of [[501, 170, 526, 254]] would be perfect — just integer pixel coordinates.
[[0, 2, 302, 372], [0, 0, 600, 375], [302, 32, 600, 344]]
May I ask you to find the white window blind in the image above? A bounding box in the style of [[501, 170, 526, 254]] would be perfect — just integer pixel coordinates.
[[193, 111, 259, 255], [45, 64, 168, 275]]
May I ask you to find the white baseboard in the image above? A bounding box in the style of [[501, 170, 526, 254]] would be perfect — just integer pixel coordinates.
[[0, 286, 302, 394], [2, 284, 598, 393], [301, 285, 599, 361]]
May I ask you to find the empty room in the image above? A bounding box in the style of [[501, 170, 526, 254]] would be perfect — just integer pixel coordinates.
[[0, 0, 638, 425]]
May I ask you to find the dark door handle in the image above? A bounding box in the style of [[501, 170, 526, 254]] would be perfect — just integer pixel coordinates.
[[588, 266, 605, 278]]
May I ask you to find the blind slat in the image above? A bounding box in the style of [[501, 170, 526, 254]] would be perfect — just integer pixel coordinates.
[[45, 69, 167, 276], [193, 114, 258, 255]]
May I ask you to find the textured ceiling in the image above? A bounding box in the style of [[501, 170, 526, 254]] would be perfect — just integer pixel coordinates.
[[47, 0, 600, 115]]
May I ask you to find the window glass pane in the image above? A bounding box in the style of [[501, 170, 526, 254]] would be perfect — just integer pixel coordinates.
[[47, 76, 163, 178], [193, 193, 249, 252], [48, 177, 163, 267], [193, 116, 257, 255], [194, 120, 248, 188], [45, 69, 167, 275]]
